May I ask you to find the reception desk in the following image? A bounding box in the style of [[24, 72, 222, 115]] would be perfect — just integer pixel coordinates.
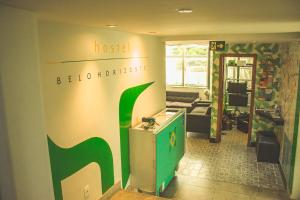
[[129, 108, 186, 195]]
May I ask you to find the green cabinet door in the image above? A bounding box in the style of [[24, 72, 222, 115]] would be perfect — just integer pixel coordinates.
[[155, 114, 185, 195]]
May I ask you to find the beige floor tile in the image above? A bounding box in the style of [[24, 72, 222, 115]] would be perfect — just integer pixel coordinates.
[[127, 130, 289, 200], [110, 190, 168, 200], [213, 190, 250, 200], [175, 185, 214, 200]]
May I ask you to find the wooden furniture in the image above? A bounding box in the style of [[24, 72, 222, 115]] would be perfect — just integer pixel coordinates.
[[255, 109, 284, 125], [217, 54, 257, 145], [129, 108, 186, 195]]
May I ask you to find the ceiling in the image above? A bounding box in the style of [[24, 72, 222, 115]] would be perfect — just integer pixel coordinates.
[[1, 0, 300, 37]]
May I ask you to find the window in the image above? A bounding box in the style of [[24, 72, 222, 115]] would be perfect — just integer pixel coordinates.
[[225, 57, 253, 89], [166, 44, 209, 87]]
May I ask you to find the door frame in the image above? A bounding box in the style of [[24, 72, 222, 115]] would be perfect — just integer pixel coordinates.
[[216, 53, 257, 145]]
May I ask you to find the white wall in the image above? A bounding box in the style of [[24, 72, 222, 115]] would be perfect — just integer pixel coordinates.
[[0, 75, 16, 200], [0, 5, 54, 200], [38, 21, 165, 199], [0, 6, 165, 199]]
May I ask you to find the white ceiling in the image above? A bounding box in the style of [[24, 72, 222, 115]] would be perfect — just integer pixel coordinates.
[[1, 0, 300, 37]]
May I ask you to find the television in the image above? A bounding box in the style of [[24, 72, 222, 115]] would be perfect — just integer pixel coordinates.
[[227, 82, 247, 94], [228, 93, 248, 106]]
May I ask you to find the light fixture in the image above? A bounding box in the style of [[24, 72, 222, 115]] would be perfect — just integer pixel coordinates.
[[176, 8, 193, 14], [107, 24, 117, 28]]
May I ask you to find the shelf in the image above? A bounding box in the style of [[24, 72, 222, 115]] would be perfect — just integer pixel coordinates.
[[227, 65, 253, 67], [226, 79, 252, 81], [257, 86, 267, 89], [255, 109, 284, 125]]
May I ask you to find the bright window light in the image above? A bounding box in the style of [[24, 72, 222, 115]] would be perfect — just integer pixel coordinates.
[[166, 43, 209, 87]]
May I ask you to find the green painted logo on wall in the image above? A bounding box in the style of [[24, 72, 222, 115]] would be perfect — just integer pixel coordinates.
[[118, 82, 154, 188], [47, 82, 154, 199], [47, 136, 114, 200]]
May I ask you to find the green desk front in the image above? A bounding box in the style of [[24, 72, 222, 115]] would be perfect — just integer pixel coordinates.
[[129, 109, 185, 195], [156, 113, 185, 194]]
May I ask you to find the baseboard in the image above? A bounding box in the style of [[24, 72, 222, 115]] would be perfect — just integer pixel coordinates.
[[278, 163, 288, 190], [100, 181, 121, 200]]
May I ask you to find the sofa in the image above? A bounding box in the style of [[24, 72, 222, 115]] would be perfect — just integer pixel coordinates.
[[186, 106, 211, 135], [166, 91, 211, 135], [166, 91, 199, 113]]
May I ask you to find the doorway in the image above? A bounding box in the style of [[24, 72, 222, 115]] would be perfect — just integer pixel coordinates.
[[217, 54, 257, 145]]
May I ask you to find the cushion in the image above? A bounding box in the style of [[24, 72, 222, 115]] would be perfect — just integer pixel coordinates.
[[166, 91, 199, 103], [166, 96, 196, 103], [257, 130, 275, 137], [191, 106, 209, 114], [169, 102, 193, 108]]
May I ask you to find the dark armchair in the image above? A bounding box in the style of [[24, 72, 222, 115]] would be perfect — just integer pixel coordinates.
[[186, 105, 211, 135], [166, 91, 211, 136]]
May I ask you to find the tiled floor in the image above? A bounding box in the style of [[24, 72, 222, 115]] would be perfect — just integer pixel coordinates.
[[160, 175, 289, 200], [111, 129, 289, 200], [176, 130, 284, 191], [160, 130, 289, 200], [111, 190, 167, 200]]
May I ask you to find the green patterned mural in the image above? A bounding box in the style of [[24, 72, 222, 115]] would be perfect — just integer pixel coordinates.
[[279, 42, 300, 192], [210, 43, 282, 141], [119, 82, 154, 188], [211, 42, 300, 193]]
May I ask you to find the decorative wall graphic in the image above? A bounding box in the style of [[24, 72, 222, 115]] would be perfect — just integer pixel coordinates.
[[278, 43, 300, 191], [119, 82, 154, 188], [210, 44, 229, 138], [47, 136, 114, 200], [56, 65, 146, 85], [210, 42, 282, 141], [39, 21, 164, 200], [255, 43, 279, 55], [230, 43, 253, 54], [210, 42, 300, 191], [257, 56, 278, 101]]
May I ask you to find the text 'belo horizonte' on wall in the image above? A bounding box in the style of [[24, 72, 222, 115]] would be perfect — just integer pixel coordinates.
[[56, 64, 146, 85]]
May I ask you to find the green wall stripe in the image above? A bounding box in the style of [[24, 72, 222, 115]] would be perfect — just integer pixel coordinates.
[[47, 136, 114, 200], [119, 82, 154, 188], [289, 64, 300, 191]]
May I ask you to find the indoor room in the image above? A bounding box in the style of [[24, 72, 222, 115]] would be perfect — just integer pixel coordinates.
[[0, 1, 300, 200]]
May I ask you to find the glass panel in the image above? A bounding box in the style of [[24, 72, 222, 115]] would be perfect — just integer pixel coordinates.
[[226, 57, 238, 66], [166, 45, 183, 56], [227, 66, 237, 79], [240, 57, 254, 65], [246, 80, 252, 90], [185, 44, 209, 56], [166, 58, 183, 85], [240, 67, 252, 80], [184, 58, 208, 87]]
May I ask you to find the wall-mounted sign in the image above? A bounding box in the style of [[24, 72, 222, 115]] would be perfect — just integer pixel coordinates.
[[209, 41, 226, 51], [56, 64, 146, 85], [94, 40, 131, 56]]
